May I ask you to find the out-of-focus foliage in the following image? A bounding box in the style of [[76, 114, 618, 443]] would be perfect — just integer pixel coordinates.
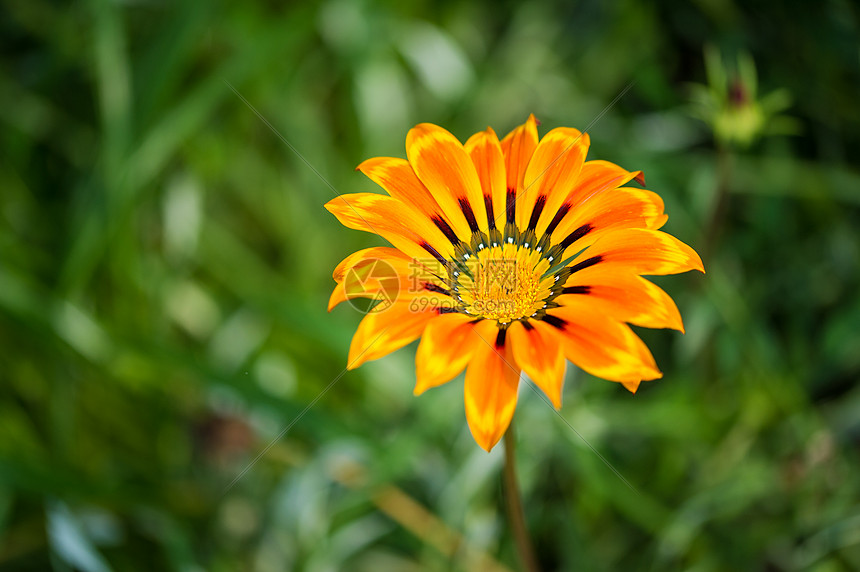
[[1, 0, 859, 570], [689, 46, 798, 148]]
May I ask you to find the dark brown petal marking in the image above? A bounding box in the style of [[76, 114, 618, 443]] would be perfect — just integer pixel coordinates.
[[522, 320, 535, 331], [561, 285, 591, 295], [568, 255, 602, 274], [438, 307, 458, 314], [483, 194, 496, 230], [544, 202, 571, 236], [424, 282, 450, 295], [559, 223, 593, 250], [542, 314, 568, 329], [528, 194, 546, 231], [495, 327, 507, 348], [506, 186, 516, 224], [458, 198, 480, 233], [420, 241, 447, 266], [431, 216, 460, 245]]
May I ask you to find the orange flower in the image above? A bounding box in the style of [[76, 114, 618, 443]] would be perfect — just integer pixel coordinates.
[[326, 115, 704, 451]]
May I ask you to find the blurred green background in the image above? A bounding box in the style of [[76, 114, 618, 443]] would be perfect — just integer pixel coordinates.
[[2, 0, 859, 570]]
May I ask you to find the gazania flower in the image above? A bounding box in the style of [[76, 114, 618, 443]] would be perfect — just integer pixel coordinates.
[[326, 115, 703, 451]]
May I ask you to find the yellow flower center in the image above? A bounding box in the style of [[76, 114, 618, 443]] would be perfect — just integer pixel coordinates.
[[456, 244, 555, 324]]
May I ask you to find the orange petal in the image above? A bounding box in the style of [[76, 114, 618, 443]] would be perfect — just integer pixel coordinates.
[[333, 247, 412, 282], [567, 228, 704, 277], [521, 127, 589, 233], [464, 320, 521, 451], [406, 123, 488, 239], [508, 321, 566, 408], [325, 193, 454, 262], [559, 270, 684, 332], [500, 115, 539, 231], [540, 159, 643, 241], [539, 300, 663, 384], [464, 127, 507, 233], [553, 188, 668, 255], [566, 160, 643, 208], [577, 188, 667, 231], [414, 313, 482, 395], [347, 302, 442, 370], [356, 157, 443, 222]]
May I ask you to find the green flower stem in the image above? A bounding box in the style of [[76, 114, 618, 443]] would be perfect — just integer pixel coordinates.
[[503, 420, 540, 572]]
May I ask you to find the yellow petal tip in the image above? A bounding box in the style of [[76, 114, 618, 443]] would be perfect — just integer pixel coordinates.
[[477, 439, 496, 453], [470, 428, 504, 452], [327, 291, 342, 312], [346, 350, 365, 370], [622, 380, 640, 394]]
